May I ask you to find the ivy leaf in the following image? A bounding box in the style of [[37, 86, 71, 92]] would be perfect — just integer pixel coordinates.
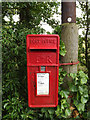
[[65, 108, 71, 117], [62, 71, 67, 77], [59, 50, 66, 56], [61, 99, 67, 104], [60, 90, 69, 99], [55, 105, 61, 117], [81, 96, 88, 104], [61, 104, 64, 110], [79, 71, 88, 79], [87, 111, 90, 118], [45, 112, 49, 118], [77, 92, 80, 100], [79, 85, 88, 95], [73, 100, 78, 107], [77, 103, 85, 111], [70, 73, 77, 79], [57, 105, 60, 111], [79, 86, 84, 94], [69, 85, 77, 92], [39, 114, 43, 117], [75, 79, 79, 85], [80, 78, 87, 85], [83, 93, 88, 98], [41, 108, 47, 113], [28, 115, 34, 119], [48, 109, 54, 114], [59, 67, 63, 73], [50, 114, 53, 119]]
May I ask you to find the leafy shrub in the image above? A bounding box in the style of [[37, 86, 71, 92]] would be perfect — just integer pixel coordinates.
[[2, 26, 89, 119], [56, 68, 88, 119]]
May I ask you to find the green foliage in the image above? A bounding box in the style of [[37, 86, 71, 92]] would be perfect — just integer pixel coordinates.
[[55, 70, 89, 119], [2, 25, 89, 119], [77, 2, 90, 80], [2, 26, 45, 120], [2, 2, 89, 119], [2, 2, 60, 28], [59, 40, 67, 56], [53, 25, 67, 57], [68, 71, 88, 113]]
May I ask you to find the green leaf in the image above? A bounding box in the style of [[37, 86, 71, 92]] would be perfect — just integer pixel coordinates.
[[28, 115, 34, 119], [61, 104, 64, 110], [60, 50, 66, 56], [39, 114, 43, 117], [63, 71, 67, 77], [77, 92, 80, 100], [83, 93, 88, 98], [79, 86, 84, 94], [73, 100, 79, 107], [75, 77, 79, 85], [3, 114, 10, 119], [79, 71, 85, 77], [41, 108, 47, 113], [79, 85, 88, 95], [4, 103, 9, 109], [77, 103, 85, 111], [65, 108, 71, 117], [57, 105, 60, 111], [80, 78, 87, 84], [61, 99, 67, 104], [79, 71, 88, 79], [50, 114, 53, 119], [59, 67, 63, 73], [81, 96, 88, 103], [60, 90, 69, 98], [69, 85, 77, 92], [70, 73, 77, 79], [48, 109, 54, 114], [87, 111, 90, 118], [45, 112, 49, 118]]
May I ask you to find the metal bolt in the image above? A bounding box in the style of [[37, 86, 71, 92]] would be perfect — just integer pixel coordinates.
[[67, 17, 72, 22]]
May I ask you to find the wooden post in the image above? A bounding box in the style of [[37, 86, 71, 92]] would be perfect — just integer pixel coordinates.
[[61, 1, 78, 88]]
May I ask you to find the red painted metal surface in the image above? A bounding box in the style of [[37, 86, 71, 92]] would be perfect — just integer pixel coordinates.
[[26, 34, 60, 107], [59, 61, 79, 66]]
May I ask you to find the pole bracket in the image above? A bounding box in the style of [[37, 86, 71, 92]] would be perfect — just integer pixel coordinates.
[[59, 61, 79, 66]]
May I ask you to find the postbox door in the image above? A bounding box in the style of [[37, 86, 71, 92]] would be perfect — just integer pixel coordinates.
[[26, 35, 59, 107]]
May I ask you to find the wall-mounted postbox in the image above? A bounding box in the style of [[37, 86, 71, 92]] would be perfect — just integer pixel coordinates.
[[26, 34, 59, 107]]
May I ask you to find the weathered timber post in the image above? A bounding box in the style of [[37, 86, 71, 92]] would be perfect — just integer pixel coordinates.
[[61, 1, 78, 88]]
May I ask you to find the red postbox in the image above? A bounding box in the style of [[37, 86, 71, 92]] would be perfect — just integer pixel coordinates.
[[26, 34, 60, 107]]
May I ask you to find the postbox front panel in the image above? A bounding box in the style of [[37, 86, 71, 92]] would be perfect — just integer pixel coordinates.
[[26, 35, 59, 107]]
